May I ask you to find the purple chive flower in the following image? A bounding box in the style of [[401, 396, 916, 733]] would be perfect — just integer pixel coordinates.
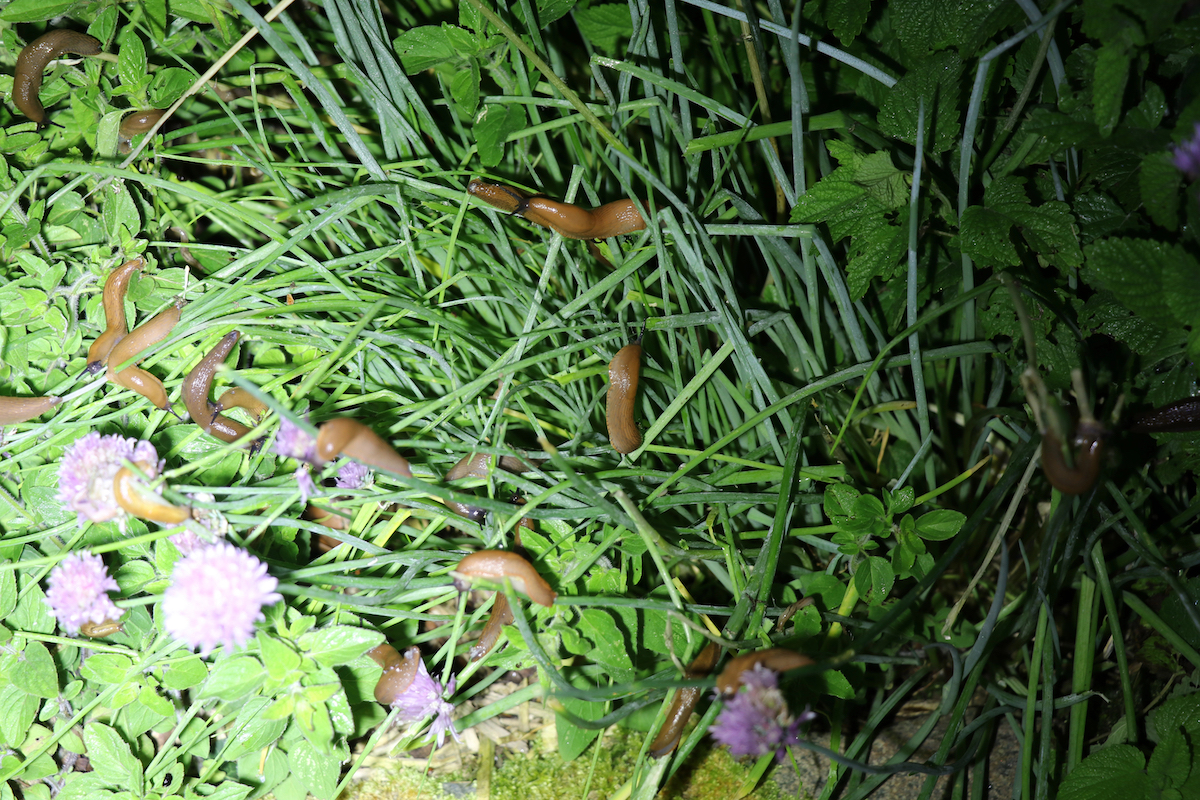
[[274, 418, 317, 462], [294, 466, 317, 503], [57, 432, 160, 526], [390, 658, 460, 747], [161, 542, 281, 655], [44, 552, 122, 635], [1172, 122, 1200, 180], [335, 461, 372, 490], [708, 664, 815, 761]]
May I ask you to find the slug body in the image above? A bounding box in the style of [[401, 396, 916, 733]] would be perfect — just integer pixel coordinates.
[[14, 31, 103, 128], [444, 452, 532, 522], [118, 109, 166, 153], [0, 395, 61, 424], [112, 462, 191, 525], [716, 648, 814, 695], [80, 619, 123, 638], [106, 300, 184, 410], [212, 387, 267, 422], [453, 550, 556, 607], [1131, 398, 1200, 433], [467, 179, 646, 239], [367, 643, 421, 705], [87, 257, 144, 373], [649, 642, 721, 757], [1041, 420, 1105, 496], [606, 340, 644, 454], [183, 331, 256, 444], [316, 418, 413, 478], [469, 593, 514, 661]]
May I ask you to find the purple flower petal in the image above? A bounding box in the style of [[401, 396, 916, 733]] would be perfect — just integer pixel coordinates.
[[709, 664, 806, 761], [389, 657, 460, 747], [275, 418, 318, 462], [44, 552, 122, 635], [335, 461, 372, 490], [57, 432, 159, 526], [1172, 122, 1200, 180], [162, 542, 281, 655]]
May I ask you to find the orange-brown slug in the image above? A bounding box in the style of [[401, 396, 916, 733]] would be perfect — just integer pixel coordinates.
[[716, 648, 814, 695], [112, 462, 191, 525], [80, 619, 123, 638], [87, 257, 144, 373], [0, 395, 61, 424], [453, 550, 556, 607], [106, 299, 185, 410], [649, 642, 721, 757], [467, 179, 646, 239], [469, 593, 514, 662], [367, 643, 421, 705], [14, 30, 102, 128], [182, 331, 258, 445], [606, 334, 644, 454], [117, 109, 166, 154], [1041, 420, 1105, 496], [315, 418, 413, 478]]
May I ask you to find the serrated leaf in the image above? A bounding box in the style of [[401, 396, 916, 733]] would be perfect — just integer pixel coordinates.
[[297, 625, 382, 668], [117, 30, 148, 94], [474, 103, 527, 168], [287, 738, 339, 800], [825, 0, 870, 44], [1058, 743, 1151, 800], [219, 697, 288, 762], [574, 4, 633, 54], [1093, 42, 1130, 137], [1085, 237, 1194, 323], [160, 654, 207, 690], [197, 655, 265, 701], [259, 635, 301, 680], [393, 26, 456, 73], [81, 654, 134, 684], [1139, 152, 1181, 231], [84, 724, 143, 795], [1150, 693, 1200, 741], [959, 176, 1082, 270], [11, 641, 57, 699], [878, 50, 962, 153], [1147, 725, 1190, 789]]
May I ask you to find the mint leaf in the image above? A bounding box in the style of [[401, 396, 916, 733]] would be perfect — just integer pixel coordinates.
[[825, 0, 869, 43], [853, 556, 895, 606], [959, 177, 1082, 270], [1085, 237, 1195, 324], [578, 609, 634, 681], [475, 103, 527, 168], [574, 4, 633, 53], [914, 509, 966, 542], [1058, 743, 1151, 800], [878, 50, 962, 153], [1139, 151, 1182, 231], [1147, 725, 1191, 791], [84, 724, 143, 795], [1093, 42, 1130, 137], [297, 625, 382, 668]]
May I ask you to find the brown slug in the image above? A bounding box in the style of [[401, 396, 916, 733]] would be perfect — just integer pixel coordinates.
[[606, 334, 644, 454], [14, 30, 103, 128], [468, 592, 515, 662], [648, 642, 721, 757], [182, 331, 258, 445], [315, 418, 413, 478], [443, 452, 533, 522], [106, 299, 185, 410], [117, 109, 166, 154], [467, 179, 646, 240], [86, 257, 144, 373], [112, 461, 191, 525], [0, 395, 61, 424], [79, 619, 123, 638], [715, 648, 814, 695], [1041, 419, 1105, 496], [453, 550, 556, 607], [367, 643, 421, 705]]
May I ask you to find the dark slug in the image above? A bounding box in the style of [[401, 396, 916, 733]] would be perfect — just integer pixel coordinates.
[[1040, 419, 1105, 496], [467, 179, 646, 240], [14, 30, 102, 128], [649, 642, 721, 757]]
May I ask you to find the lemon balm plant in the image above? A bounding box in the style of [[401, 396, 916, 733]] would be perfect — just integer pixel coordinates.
[[1, 1, 1200, 800]]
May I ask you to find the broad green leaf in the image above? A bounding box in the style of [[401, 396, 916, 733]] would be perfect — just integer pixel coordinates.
[[574, 4, 633, 54], [81, 654, 134, 684], [914, 509, 966, 541], [825, 0, 870, 43], [0, 0, 78, 21], [1093, 42, 1130, 137], [959, 177, 1082, 270], [84, 724, 143, 795], [1058, 743, 1151, 800], [475, 103, 527, 168], [288, 738, 339, 800], [198, 655, 266, 701], [11, 641, 57, 699], [877, 50, 962, 153], [297, 625, 382, 668], [1085, 237, 1194, 323], [853, 556, 895, 606], [578, 608, 634, 681]]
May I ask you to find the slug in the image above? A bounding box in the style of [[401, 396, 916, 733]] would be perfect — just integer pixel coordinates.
[[649, 642, 721, 757], [0, 395, 61, 424], [117, 109, 166, 154], [444, 452, 533, 522], [112, 462, 191, 525], [13, 30, 103, 128], [212, 387, 268, 422], [716, 648, 814, 695], [1131, 398, 1200, 433], [468, 592, 514, 662], [79, 619, 123, 638], [86, 257, 144, 374], [367, 643, 421, 705], [453, 550, 557, 607], [315, 418, 413, 478], [467, 179, 646, 240], [1041, 420, 1105, 496], [606, 332, 645, 454], [182, 331, 257, 445], [106, 299, 185, 410]]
